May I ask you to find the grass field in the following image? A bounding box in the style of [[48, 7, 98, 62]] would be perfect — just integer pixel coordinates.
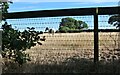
[[26, 32, 120, 62], [2, 32, 120, 73]]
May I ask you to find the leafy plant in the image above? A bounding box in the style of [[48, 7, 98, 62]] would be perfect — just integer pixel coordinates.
[[1, 1, 45, 65], [108, 14, 120, 29]]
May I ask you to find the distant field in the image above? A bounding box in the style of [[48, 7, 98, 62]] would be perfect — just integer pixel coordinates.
[[2, 32, 120, 73], [25, 32, 120, 63]]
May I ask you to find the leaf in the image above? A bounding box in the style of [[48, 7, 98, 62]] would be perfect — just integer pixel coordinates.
[[27, 27, 30, 30], [39, 31, 43, 34], [37, 42, 42, 45], [31, 27, 35, 30]]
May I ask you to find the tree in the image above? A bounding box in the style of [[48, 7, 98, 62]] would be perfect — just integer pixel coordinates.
[[1, 1, 45, 65], [108, 14, 120, 29], [108, 14, 120, 58], [59, 17, 88, 32]]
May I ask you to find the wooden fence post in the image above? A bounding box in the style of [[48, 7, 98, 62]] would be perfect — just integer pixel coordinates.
[[0, 30, 2, 75], [94, 8, 99, 63]]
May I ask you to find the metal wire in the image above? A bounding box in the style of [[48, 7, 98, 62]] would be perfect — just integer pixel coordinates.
[[5, 15, 120, 63], [6, 16, 94, 31]]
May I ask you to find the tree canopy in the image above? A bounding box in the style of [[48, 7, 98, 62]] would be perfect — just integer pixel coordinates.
[[59, 17, 88, 32], [108, 14, 120, 29]]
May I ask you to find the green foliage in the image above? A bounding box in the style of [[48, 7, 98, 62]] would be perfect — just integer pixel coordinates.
[[1, 22, 43, 65], [2, 2, 9, 14], [0, 2, 12, 21], [0, 2, 44, 65], [59, 17, 88, 32], [59, 26, 70, 33], [108, 14, 120, 29]]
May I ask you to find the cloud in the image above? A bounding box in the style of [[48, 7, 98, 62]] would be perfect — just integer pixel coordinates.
[[12, 0, 120, 3]]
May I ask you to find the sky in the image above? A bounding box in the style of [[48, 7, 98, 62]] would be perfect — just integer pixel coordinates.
[[8, 1, 120, 12], [4, 0, 120, 31]]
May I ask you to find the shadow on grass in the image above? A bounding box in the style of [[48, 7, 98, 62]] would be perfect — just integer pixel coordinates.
[[2, 55, 120, 74]]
